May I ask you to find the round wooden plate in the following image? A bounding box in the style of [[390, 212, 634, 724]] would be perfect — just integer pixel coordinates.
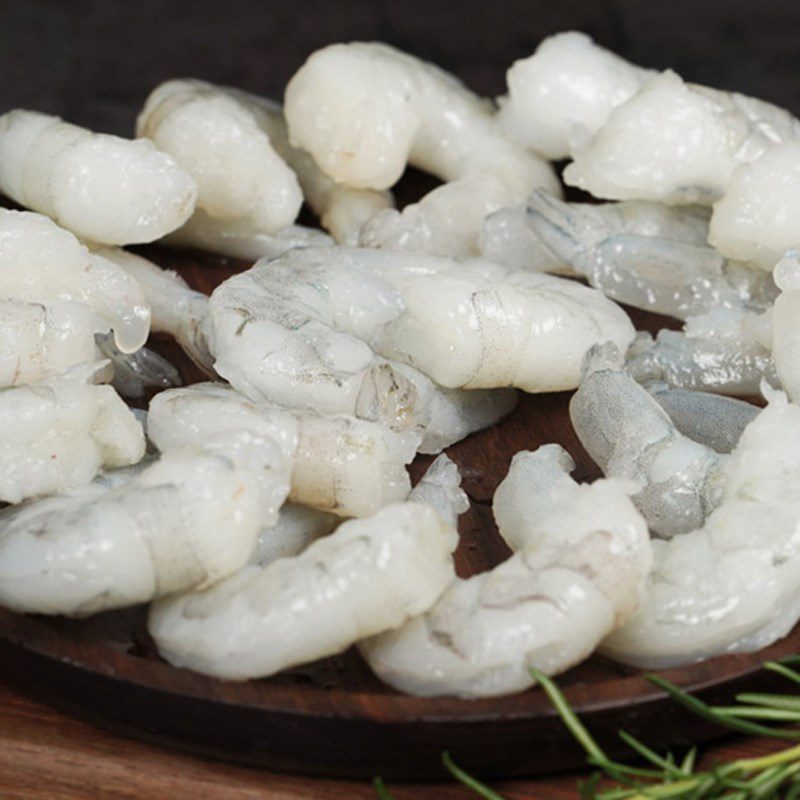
[[0, 244, 792, 782]]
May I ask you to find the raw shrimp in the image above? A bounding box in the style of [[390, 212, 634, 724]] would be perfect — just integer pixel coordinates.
[[360, 445, 651, 698], [0, 430, 289, 617], [645, 383, 759, 454], [0, 209, 151, 352], [0, 110, 197, 244], [285, 42, 558, 255], [603, 388, 800, 668], [627, 309, 778, 396], [96, 247, 213, 374], [147, 468, 459, 680], [206, 248, 521, 451], [565, 71, 800, 205], [709, 142, 800, 270], [95, 333, 181, 400], [485, 190, 777, 318], [497, 31, 652, 160], [249, 504, 338, 567], [0, 299, 98, 387], [147, 382, 418, 518], [165, 211, 333, 261], [570, 344, 727, 537], [771, 251, 800, 404], [404, 454, 469, 528], [0, 362, 145, 504]]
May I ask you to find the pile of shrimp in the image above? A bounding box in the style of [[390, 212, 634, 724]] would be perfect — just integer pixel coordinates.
[[2, 30, 800, 700]]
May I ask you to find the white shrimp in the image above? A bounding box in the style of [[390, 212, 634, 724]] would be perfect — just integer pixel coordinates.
[[147, 382, 418, 518], [497, 31, 653, 160], [0, 430, 289, 617], [483, 190, 777, 319], [206, 248, 521, 452], [645, 383, 759, 455], [570, 344, 728, 538], [0, 362, 144, 504], [249, 503, 338, 567], [771, 252, 800, 405], [285, 42, 559, 256], [95, 246, 213, 374], [565, 71, 800, 205], [360, 445, 651, 698], [603, 389, 800, 668], [627, 308, 777, 396], [0, 209, 151, 353], [165, 210, 333, 261], [147, 479, 459, 681], [0, 110, 197, 245], [709, 142, 800, 270]]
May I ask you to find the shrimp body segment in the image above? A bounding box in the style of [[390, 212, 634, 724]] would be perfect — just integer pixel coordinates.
[[0, 110, 197, 244]]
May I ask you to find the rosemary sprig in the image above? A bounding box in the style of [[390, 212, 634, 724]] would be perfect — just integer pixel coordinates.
[[373, 656, 800, 799]]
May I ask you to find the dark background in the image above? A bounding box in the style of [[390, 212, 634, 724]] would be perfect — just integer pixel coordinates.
[[2, 0, 799, 137]]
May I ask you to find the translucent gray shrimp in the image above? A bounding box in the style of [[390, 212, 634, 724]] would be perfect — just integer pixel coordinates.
[[603, 389, 800, 668], [645, 383, 759, 454], [0, 209, 151, 353], [627, 309, 778, 396], [360, 445, 651, 698], [481, 190, 777, 319], [0, 362, 145, 504], [0, 109, 197, 244], [147, 473, 459, 680], [570, 344, 728, 538], [0, 430, 289, 617], [95, 332, 181, 400], [96, 247, 214, 375], [147, 383, 418, 518], [206, 248, 522, 452], [285, 42, 559, 256]]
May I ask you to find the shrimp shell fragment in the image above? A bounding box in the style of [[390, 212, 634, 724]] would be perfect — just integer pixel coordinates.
[[0, 110, 197, 244], [0, 362, 144, 504], [360, 445, 651, 698], [147, 498, 459, 680]]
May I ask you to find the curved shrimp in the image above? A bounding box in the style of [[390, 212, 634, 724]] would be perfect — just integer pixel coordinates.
[[570, 344, 728, 538], [0, 209, 151, 353], [627, 308, 777, 396], [285, 42, 559, 256], [0, 362, 145, 504], [147, 382, 418, 518], [147, 472, 459, 680], [0, 109, 197, 245], [249, 503, 338, 568], [497, 31, 652, 160], [565, 71, 800, 205], [709, 142, 800, 270], [0, 430, 289, 617], [484, 190, 777, 319], [360, 445, 651, 698], [603, 389, 800, 668], [771, 251, 800, 404], [206, 248, 520, 452]]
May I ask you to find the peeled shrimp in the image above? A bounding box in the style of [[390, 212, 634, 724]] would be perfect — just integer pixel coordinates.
[[249, 503, 338, 567], [627, 309, 777, 396], [360, 445, 651, 698], [0, 209, 151, 353], [206, 248, 521, 451], [0, 110, 197, 245], [571, 344, 727, 538], [285, 42, 559, 255], [147, 382, 418, 518], [95, 333, 181, 400], [0, 430, 289, 616], [0, 362, 144, 504], [565, 71, 800, 205], [603, 389, 800, 668], [95, 247, 213, 374], [147, 467, 459, 680], [485, 190, 777, 319], [709, 142, 800, 270], [498, 31, 652, 160], [771, 252, 800, 404]]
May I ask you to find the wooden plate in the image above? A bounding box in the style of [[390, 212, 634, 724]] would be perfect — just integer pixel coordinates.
[[0, 244, 790, 782]]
